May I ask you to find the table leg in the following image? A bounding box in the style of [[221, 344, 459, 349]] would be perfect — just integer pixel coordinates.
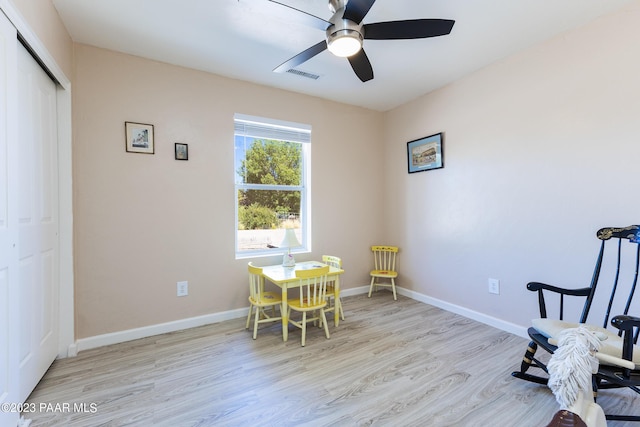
[[281, 287, 288, 341]]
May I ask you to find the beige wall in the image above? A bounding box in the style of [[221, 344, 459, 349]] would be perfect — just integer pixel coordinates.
[[72, 44, 384, 339], [10, 0, 72, 78], [16, 0, 640, 342], [383, 2, 640, 328]]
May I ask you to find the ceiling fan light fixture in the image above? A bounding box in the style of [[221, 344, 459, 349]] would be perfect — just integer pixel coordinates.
[[271, 0, 455, 83], [327, 29, 363, 57]]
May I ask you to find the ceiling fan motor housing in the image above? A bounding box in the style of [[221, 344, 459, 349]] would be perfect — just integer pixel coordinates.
[[326, 3, 364, 57]]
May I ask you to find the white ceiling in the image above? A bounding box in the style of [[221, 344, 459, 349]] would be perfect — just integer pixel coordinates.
[[52, 0, 633, 111]]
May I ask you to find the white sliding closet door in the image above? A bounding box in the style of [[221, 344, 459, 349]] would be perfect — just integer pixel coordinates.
[[0, 9, 19, 427], [1, 4, 70, 423], [16, 39, 60, 402]]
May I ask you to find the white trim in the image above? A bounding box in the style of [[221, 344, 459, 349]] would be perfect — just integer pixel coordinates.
[[74, 288, 369, 353], [56, 86, 74, 358], [67, 342, 78, 358], [75, 308, 248, 353], [340, 285, 370, 298], [71, 284, 528, 354], [347, 285, 528, 338], [397, 287, 529, 339]]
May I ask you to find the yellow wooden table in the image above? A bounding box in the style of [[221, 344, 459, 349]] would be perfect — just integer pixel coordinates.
[[261, 261, 345, 341]]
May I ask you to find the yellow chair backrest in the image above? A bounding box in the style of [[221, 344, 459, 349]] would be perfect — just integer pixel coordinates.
[[295, 265, 330, 308], [247, 262, 265, 301], [372, 245, 398, 272], [322, 255, 342, 269]]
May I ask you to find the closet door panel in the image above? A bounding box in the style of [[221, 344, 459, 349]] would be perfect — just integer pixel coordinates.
[[16, 38, 59, 403], [0, 9, 19, 427]]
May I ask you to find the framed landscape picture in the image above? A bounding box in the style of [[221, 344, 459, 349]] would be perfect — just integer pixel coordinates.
[[125, 122, 154, 154], [407, 132, 443, 174]]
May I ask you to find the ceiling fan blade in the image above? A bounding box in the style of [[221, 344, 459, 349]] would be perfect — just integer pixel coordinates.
[[348, 49, 374, 82], [364, 19, 455, 40], [342, 0, 376, 24], [273, 41, 327, 73], [244, 0, 330, 31]]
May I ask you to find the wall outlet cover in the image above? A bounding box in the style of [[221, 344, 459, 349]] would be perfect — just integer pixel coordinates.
[[488, 278, 500, 295], [177, 281, 188, 297]]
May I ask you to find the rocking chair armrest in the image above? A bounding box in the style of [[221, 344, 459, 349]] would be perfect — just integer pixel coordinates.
[[611, 315, 640, 364], [611, 315, 640, 332], [527, 282, 592, 319], [526, 282, 592, 296]]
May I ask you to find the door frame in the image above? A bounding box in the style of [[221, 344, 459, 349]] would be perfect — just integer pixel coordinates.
[[1, 0, 75, 358]]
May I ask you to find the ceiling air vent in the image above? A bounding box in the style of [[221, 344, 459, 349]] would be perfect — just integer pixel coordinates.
[[286, 68, 320, 80]]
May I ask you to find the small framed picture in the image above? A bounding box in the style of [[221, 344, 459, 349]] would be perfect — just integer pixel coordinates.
[[125, 122, 154, 154], [175, 143, 188, 160], [407, 132, 443, 174]]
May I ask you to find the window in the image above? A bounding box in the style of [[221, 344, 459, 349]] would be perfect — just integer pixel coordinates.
[[234, 114, 311, 257]]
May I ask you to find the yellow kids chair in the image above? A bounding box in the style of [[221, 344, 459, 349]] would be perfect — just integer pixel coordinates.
[[287, 265, 331, 346], [368, 246, 399, 300], [246, 262, 282, 339]]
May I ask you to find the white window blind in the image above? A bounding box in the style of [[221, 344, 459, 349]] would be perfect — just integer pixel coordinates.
[[234, 113, 311, 144]]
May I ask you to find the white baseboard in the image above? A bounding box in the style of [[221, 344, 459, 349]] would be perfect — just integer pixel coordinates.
[[67, 342, 78, 358], [397, 287, 529, 339], [340, 285, 370, 297], [73, 307, 248, 353], [69, 284, 527, 355]]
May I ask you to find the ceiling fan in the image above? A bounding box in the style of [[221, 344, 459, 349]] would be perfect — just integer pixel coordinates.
[[263, 0, 455, 82]]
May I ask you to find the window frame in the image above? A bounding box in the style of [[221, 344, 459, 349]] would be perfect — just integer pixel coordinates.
[[234, 114, 311, 259]]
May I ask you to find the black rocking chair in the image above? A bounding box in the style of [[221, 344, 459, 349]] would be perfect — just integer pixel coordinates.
[[512, 225, 640, 422]]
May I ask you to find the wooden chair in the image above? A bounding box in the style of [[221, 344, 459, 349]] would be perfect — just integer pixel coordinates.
[[245, 262, 282, 339], [287, 265, 331, 346], [322, 255, 344, 323], [368, 245, 399, 300], [511, 225, 640, 422]]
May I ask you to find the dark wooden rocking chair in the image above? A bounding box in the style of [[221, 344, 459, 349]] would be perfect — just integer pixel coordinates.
[[511, 225, 640, 422]]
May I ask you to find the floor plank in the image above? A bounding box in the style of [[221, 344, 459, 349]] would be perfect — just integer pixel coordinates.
[[22, 293, 640, 426]]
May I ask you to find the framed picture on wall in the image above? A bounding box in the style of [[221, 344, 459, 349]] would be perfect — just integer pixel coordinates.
[[175, 143, 188, 160], [125, 121, 154, 154], [407, 132, 443, 174]]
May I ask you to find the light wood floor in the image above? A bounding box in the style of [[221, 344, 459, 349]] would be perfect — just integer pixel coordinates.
[[23, 293, 640, 426]]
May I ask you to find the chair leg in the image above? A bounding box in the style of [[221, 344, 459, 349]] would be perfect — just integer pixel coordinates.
[[320, 309, 330, 339], [592, 377, 600, 403], [511, 341, 551, 385], [520, 341, 538, 374], [337, 297, 345, 320], [368, 276, 375, 297], [391, 278, 397, 300], [246, 304, 253, 329], [253, 307, 261, 340], [301, 312, 307, 347]]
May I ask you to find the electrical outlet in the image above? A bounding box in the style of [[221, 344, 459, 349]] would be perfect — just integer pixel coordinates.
[[177, 281, 188, 297], [488, 278, 500, 295]]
